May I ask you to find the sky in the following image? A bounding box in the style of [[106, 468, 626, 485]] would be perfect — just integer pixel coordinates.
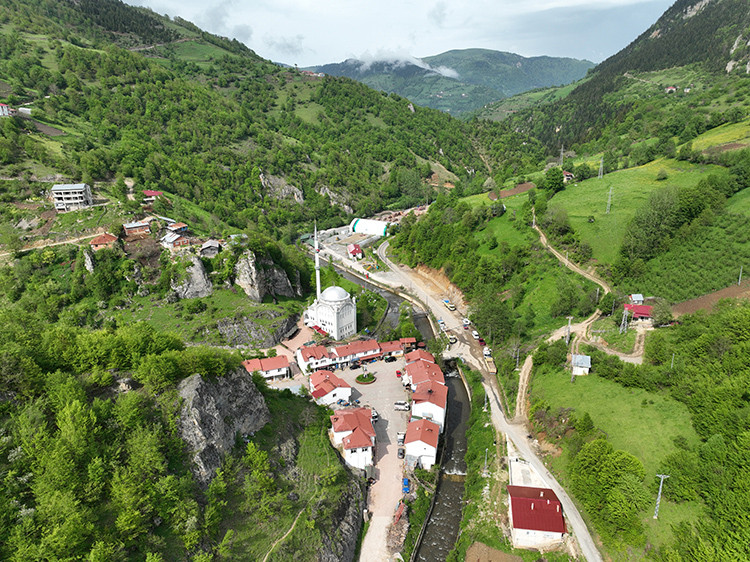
[[125, 0, 676, 68]]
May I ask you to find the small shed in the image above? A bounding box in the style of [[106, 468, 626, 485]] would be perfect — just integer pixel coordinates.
[[200, 239, 222, 258], [629, 294, 644, 305], [571, 354, 591, 376], [347, 243, 363, 260]]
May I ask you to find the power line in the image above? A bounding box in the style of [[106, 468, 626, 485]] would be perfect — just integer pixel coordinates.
[[619, 309, 629, 334]]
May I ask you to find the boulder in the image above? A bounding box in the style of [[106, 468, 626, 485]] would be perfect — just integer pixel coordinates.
[[178, 368, 270, 487], [171, 255, 213, 299], [234, 250, 301, 302]]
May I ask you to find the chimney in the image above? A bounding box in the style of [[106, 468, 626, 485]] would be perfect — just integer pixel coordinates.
[[540, 491, 544, 497], [557, 505, 560, 512], [531, 503, 534, 510]]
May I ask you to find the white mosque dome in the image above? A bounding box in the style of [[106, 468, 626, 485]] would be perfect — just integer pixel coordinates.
[[321, 285, 350, 302]]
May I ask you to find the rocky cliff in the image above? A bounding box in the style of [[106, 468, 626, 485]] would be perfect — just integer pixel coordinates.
[[177, 368, 270, 486], [215, 311, 299, 347], [171, 255, 213, 299], [234, 249, 302, 302], [318, 480, 365, 562]]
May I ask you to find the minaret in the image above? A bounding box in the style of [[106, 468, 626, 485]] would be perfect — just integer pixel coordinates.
[[314, 221, 321, 300]]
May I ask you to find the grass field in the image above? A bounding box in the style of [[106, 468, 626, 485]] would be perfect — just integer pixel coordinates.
[[689, 117, 750, 151], [532, 368, 701, 554], [589, 317, 637, 353], [548, 158, 728, 263], [727, 186, 750, 215]]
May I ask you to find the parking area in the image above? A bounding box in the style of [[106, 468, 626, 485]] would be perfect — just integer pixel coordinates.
[[335, 355, 413, 562]]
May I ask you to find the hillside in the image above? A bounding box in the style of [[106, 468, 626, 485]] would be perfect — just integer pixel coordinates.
[[310, 49, 593, 115]]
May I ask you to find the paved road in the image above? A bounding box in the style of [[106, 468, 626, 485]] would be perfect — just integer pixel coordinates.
[[374, 240, 603, 562]]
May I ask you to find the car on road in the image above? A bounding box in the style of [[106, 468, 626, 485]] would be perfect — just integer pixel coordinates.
[[483, 347, 492, 357], [396, 370, 402, 378], [371, 409, 379, 421], [394, 401, 410, 411], [448, 335, 457, 344], [472, 330, 479, 340], [398, 448, 405, 459], [478, 338, 486, 346], [397, 432, 406, 446]]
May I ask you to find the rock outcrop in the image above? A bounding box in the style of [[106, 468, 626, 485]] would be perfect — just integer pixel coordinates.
[[82, 249, 95, 273], [260, 172, 304, 204], [215, 311, 299, 347], [178, 368, 270, 486], [233, 249, 302, 302], [318, 480, 365, 562], [171, 255, 213, 299]]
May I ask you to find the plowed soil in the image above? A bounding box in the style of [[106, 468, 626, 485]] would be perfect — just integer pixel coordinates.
[[672, 279, 750, 317]]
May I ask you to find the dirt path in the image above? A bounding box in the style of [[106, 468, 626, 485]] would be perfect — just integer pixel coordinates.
[[261, 504, 308, 562], [0, 232, 102, 259]]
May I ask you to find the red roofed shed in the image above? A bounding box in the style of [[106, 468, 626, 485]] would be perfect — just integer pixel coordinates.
[[624, 303, 653, 319], [507, 485, 566, 540]]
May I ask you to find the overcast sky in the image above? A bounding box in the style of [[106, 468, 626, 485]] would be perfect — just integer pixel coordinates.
[[125, 0, 675, 67]]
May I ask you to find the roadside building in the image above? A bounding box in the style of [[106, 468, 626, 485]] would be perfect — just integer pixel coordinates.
[[507, 485, 566, 549], [160, 231, 189, 250], [89, 233, 118, 252], [349, 218, 389, 237], [167, 222, 188, 234], [571, 354, 591, 376], [404, 418, 440, 469], [411, 380, 448, 432], [379, 340, 404, 358], [242, 356, 291, 380], [347, 243, 364, 260], [330, 408, 376, 469], [399, 337, 417, 352], [296, 345, 334, 373], [51, 183, 93, 212], [623, 303, 653, 319], [405, 360, 444, 390], [330, 339, 381, 365], [123, 221, 150, 237], [310, 369, 352, 406]]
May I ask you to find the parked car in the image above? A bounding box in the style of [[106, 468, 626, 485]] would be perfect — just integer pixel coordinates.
[[463, 318, 471, 327], [478, 338, 486, 346], [397, 432, 406, 446], [402, 478, 410, 493], [350, 362, 361, 370], [448, 335, 457, 344], [371, 409, 379, 421], [483, 347, 492, 357], [396, 370, 402, 378], [472, 330, 479, 340], [394, 401, 410, 411], [384, 355, 397, 363], [398, 448, 405, 459]]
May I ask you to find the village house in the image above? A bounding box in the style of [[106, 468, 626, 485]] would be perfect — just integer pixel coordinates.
[[628, 293, 644, 305], [167, 222, 188, 234], [89, 233, 118, 252], [411, 380, 448, 432], [405, 360, 445, 390], [347, 243, 364, 260], [51, 183, 93, 212], [507, 485, 566, 549], [0, 103, 12, 117], [562, 171, 575, 183], [296, 345, 335, 373], [200, 239, 222, 258], [399, 337, 417, 352], [160, 231, 189, 250], [142, 190, 163, 204], [379, 340, 404, 358], [404, 418, 440, 469], [242, 356, 291, 380], [310, 369, 352, 406], [123, 221, 150, 237], [330, 339, 382, 365], [571, 354, 591, 376], [404, 349, 436, 365], [330, 408, 376, 470], [624, 303, 653, 320]]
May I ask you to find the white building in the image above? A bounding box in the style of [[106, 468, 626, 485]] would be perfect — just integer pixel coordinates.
[[404, 418, 439, 469], [303, 225, 357, 340], [349, 218, 389, 237], [330, 408, 376, 470], [411, 380, 447, 432], [242, 356, 291, 380], [310, 370, 352, 405], [571, 354, 591, 376], [296, 345, 334, 373], [51, 183, 93, 212], [507, 485, 566, 549]]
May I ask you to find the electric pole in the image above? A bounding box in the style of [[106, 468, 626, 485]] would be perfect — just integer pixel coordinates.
[[565, 316, 573, 345], [598, 156, 604, 179], [560, 144, 564, 167], [654, 474, 670, 519], [619, 309, 629, 334], [739, 265, 743, 286], [606, 184, 613, 214]]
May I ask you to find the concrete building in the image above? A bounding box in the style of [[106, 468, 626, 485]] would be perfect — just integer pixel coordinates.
[[242, 356, 291, 380], [404, 418, 439, 469], [123, 221, 150, 237], [507, 485, 566, 549], [200, 240, 222, 258], [330, 408, 376, 469], [349, 218, 389, 237], [303, 225, 356, 340], [310, 369, 352, 406], [411, 380, 447, 432], [51, 183, 92, 212], [160, 232, 189, 250], [571, 354, 591, 376]]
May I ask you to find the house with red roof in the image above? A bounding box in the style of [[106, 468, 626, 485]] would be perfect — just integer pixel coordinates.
[[331, 339, 381, 364], [507, 485, 566, 549], [89, 233, 118, 252], [142, 190, 163, 204], [399, 337, 417, 351], [296, 345, 334, 372], [379, 340, 404, 357], [310, 370, 351, 406], [330, 408, 376, 469], [404, 349, 435, 365], [624, 303, 653, 320], [412, 380, 448, 432], [242, 356, 290, 380], [404, 360, 444, 390], [404, 418, 440, 469], [347, 243, 363, 260]]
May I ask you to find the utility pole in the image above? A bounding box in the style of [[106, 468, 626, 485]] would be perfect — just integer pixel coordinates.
[[606, 184, 613, 214], [619, 309, 629, 334], [654, 474, 670, 519], [560, 144, 564, 167], [739, 265, 743, 286], [565, 316, 573, 345], [596, 287, 600, 303], [670, 352, 675, 370], [598, 156, 604, 179]]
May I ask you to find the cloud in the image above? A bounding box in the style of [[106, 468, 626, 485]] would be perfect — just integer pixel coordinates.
[[428, 2, 448, 27], [355, 50, 459, 79], [264, 34, 306, 57]]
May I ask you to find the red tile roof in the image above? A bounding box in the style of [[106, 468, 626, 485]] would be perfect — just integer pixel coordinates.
[[409, 364, 445, 387], [405, 349, 435, 364], [624, 303, 653, 319], [299, 345, 330, 361], [330, 408, 375, 436], [310, 370, 350, 398], [142, 190, 163, 197], [379, 340, 403, 353], [332, 340, 380, 358], [507, 486, 566, 534], [242, 356, 289, 374], [404, 418, 439, 448], [412, 380, 448, 409], [400, 337, 417, 344], [347, 243, 363, 255], [343, 426, 373, 450], [89, 233, 118, 246]]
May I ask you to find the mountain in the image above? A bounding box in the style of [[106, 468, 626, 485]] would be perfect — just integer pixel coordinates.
[[310, 49, 594, 115]]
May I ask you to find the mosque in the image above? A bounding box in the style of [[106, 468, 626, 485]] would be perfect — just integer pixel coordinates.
[[303, 226, 357, 340]]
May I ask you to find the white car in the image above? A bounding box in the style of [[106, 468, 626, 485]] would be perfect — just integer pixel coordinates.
[[483, 347, 492, 357], [463, 318, 471, 326], [472, 330, 479, 340]]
